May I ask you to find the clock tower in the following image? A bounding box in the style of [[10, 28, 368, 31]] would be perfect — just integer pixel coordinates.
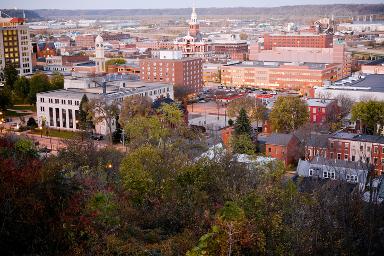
[[95, 35, 105, 73], [189, 3, 200, 37]]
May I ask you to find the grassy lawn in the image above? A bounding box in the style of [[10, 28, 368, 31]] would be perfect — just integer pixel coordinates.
[[11, 105, 36, 111], [30, 128, 79, 139]]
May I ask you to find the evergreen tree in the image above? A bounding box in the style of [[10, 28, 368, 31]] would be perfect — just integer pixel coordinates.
[[234, 108, 252, 136]]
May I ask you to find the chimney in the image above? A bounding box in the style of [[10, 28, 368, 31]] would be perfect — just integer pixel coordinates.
[[102, 81, 107, 94]]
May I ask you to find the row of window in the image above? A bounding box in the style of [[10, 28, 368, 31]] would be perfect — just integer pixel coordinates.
[[308, 168, 358, 182], [40, 97, 79, 106]]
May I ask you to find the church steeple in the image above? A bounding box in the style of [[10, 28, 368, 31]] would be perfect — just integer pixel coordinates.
[[189, 0, 200, 37]]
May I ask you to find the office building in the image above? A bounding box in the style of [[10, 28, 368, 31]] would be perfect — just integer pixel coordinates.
[[36, 75, 174, 135], [140, 51, 203, 95], [0, 17, 32, 79]]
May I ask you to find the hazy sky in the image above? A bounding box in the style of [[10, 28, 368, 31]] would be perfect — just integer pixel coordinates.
[[2, 0, 383, 9]]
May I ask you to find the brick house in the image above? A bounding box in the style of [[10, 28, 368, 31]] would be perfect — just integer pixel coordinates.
[[305, 132, 384, 175], [265, 133, 301, 166], [305, 98, 339, 125]]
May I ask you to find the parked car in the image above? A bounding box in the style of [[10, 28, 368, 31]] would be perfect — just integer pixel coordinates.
[[91, 134, 104, 141]]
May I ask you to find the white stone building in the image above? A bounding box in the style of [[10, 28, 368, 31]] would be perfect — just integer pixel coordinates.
[[36, 75, 174, 135]]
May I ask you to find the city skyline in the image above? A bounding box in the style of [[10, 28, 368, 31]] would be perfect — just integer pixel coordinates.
[[2, 0, 384, 10]]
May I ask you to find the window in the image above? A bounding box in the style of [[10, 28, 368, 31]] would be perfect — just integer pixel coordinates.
[[352, 155, 355, 161], [323, 170, 329, 179], [330, 152, 334, 159], [344, 155, 348, 160], [330, 142, 334, 149], [268, 147, 271, 153], [330, 170, 335, 179], [337, 153, 341, 160], [346, 174, 358, 183], [309, 168, 314, 176], [55, 99, 59, 104]]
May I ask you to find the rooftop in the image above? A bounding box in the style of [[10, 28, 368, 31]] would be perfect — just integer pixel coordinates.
[[226, 61, 332, 70], [330, 132, 384, 144], [265, 133, 296, 146], [306, 98, 336, 107], [323, 74, 384, 93]]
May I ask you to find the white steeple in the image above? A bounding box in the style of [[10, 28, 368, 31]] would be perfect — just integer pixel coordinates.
[[190, 0, 198, 24], [95, 34, 105, 73]]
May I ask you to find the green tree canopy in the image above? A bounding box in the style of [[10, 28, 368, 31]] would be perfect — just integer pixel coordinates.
[[50, 72, 64, 90], [27, 73, 51, 104], [2, 62, 18, 90], [14, 76, 30, 102], [351, 100, 384, 135], [269, 96, 309, 133]]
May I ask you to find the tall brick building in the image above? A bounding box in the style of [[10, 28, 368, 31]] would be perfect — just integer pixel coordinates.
[[0, 17, 32, 78], [263, 33, 333, 50], [140, 51, 203, 96]]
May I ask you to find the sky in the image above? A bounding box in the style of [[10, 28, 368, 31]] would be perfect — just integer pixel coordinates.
[[2, 0, 383, 9]]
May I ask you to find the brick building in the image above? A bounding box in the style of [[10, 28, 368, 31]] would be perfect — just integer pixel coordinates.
[[250, 35, 351, 79], [305, 132, 384, 175], [265, 133, 301, 166], [75, 34, 96, 49], [263, 33, 333, 50], [140, 51, 203, 95], [306, 98, 338, 124], [212, 41, 248, 56], [220, 61, 342, 90], [107, 63, 141, 76]]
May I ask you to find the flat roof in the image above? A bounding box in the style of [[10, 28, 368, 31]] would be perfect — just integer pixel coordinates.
[[37, 80, 171, 100], [306, 98, 336, 107], [323, 74, 384, 93], [224, 61, 332, 70]]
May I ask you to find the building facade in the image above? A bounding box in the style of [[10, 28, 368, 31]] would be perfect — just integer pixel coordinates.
[[174, 5, 213, 58], [75, 34, 96, 49], [249, 35, 351, 79], [305, 132, 384, 175], [263, 33, 333, 50], [306, 98, 338, 124], [0, 17, 32, 79], [140, 51, 203, 95], [36, 75, 174, 135], [220, 61, 343, 90]]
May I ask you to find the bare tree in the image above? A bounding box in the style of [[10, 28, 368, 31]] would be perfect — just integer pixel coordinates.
[[87, 98, 120, 144]]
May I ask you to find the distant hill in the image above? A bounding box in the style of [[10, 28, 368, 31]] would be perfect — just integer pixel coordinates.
[[32, 4, 384, 19], [0, 9, 41, 20]]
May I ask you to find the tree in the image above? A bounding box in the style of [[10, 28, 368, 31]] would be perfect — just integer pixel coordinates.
[[79, 94, 92, 131], [119, 95, 152, 127], [231, 134, 256, 155], [27, 73, 51, 104], [87, 98, 120, 143], [0, 89, 12, 111], [14, 76, 30, 102], [335, 94, 354, 118], [234, 108, 252, 136], [27, 117, 37, 128], [227, 97, 268, 126], [2, 62, 18, 90], [351, 100, 384, 135], [239, 32, 248, 40], [269, 96, 309, 133], [105, 58, 126, 70], [231, 108, 255, 154], [50, 72, 64, 90]]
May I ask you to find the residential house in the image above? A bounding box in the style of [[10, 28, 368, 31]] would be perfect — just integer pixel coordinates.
[[265, 133, 301, 166], [297, 157, 370, 187]]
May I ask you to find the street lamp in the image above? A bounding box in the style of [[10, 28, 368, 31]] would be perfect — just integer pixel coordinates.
[[39, 126, 43, 138]]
